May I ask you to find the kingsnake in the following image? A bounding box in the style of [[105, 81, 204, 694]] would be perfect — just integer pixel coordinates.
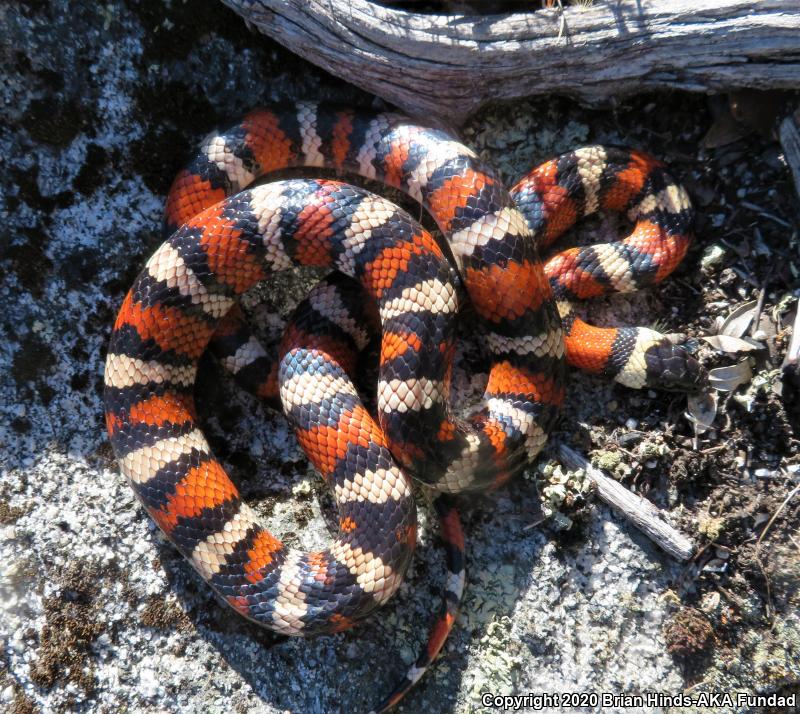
[[103, 102, 702, 711]]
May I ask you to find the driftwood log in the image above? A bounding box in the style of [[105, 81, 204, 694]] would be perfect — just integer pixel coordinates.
[[222, 0, 800, 125]]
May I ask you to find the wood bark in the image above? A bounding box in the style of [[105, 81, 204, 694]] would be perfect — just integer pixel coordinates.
[[221, 0, 800, 125], [779, 105, 800, 203]]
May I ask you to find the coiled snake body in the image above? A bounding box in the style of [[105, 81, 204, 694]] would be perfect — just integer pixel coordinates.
[[104, 103, 701, 709]]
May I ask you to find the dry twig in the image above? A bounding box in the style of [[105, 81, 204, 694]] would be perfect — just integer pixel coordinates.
[[558, 444, 695, 561]]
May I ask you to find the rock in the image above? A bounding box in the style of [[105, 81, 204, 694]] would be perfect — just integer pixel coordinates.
[[2, 1, 797, 712]]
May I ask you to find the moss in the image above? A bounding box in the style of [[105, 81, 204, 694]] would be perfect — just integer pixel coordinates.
[[0, 663, 37, 714], [0, 499, 27, 525], [11, 416, 32, 434], [4, 228, 55, 298], [72, 143, 111, 196], [23, 96, 91, 148], [140, 596, 193, 633], [10, 163, 74, 215], [664, 607, 714, 657], [29, 562, 105, 695], [11, 335, 56, 385], [69, 371, 90, 391]]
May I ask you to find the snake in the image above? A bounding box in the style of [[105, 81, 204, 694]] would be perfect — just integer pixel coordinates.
[[103, 102, 703, 711]]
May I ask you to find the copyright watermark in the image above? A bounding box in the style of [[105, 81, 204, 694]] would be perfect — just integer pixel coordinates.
[[479, 691, 797, 710]]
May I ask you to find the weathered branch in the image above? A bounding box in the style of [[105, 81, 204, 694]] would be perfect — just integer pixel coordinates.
[[222, 0, 800, 125], [779, 105, 800, 203], [558, 445, 696, 561]]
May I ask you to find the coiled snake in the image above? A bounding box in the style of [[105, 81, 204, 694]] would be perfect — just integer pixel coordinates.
[[104, 102, 702, 710]]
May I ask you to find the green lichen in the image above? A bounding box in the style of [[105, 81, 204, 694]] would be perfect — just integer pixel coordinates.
[[594, 450, 623, 472], [462, 562, 519, 631], [537, 463, 593, 524], [698, 515, 726, 542], [701, 243, 727, 271], [467, 616, 523, 702]]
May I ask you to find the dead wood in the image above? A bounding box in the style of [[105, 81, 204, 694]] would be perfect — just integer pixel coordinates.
[[558, 445, 696, 561], [222, 0, 800, 125]]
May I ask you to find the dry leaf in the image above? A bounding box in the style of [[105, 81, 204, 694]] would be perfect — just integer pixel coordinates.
[[719, 300, 758, 337], [701, 111, 751, 149], [702, 334, 762, 353], [686, 391, 718, 432], [708, 361, 753, 392]]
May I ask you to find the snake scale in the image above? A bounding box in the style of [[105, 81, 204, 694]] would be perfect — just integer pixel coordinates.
[[104, 102, 702, 710]]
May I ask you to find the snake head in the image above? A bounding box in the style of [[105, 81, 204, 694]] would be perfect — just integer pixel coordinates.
[[643, 339, 707, 392]]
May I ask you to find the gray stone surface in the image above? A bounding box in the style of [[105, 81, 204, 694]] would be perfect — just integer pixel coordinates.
[[2, 2, 798, 713]]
